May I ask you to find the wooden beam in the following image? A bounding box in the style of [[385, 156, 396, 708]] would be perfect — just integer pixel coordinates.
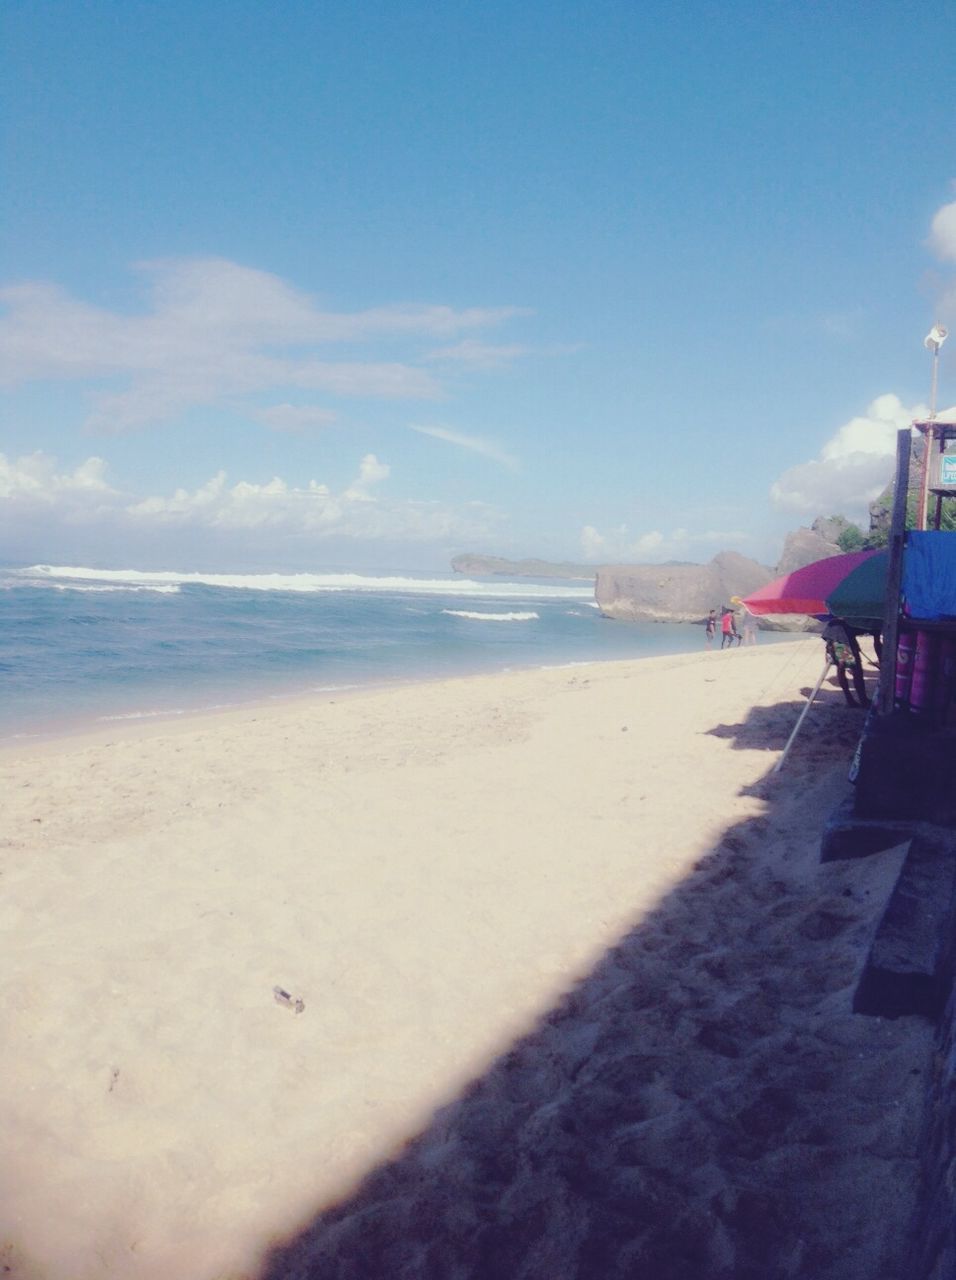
[[917, 426, 930, 530]]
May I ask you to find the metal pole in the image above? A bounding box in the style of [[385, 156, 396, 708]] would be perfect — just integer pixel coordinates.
[[773, 658, 832, 774]]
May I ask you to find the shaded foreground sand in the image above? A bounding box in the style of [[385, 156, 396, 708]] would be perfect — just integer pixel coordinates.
[[1, 640, 933, 1279]]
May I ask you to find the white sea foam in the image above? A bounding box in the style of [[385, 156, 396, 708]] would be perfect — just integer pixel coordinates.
[[98, 701, 237, 722], [98, 708, 191, 722], [441, 609, 539, 622], [52, 583, 181, 595], [18, 564, 593, 601]]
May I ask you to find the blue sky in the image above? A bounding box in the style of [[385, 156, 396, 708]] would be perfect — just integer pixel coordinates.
[[3, 1, 956, 571]]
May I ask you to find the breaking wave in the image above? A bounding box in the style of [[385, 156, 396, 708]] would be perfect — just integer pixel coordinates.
[[17, 565, 593, 601], [441, 610, 539, 622], [52, 583, 182, 595]]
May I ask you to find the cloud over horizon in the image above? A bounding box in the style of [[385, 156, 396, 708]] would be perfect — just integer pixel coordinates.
[[0, 449, 503, 549], [579, 523, 746, 563], [0, 258, 528, 432]]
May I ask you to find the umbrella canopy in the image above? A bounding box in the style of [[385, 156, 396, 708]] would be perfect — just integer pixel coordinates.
[[742, 550, 882, 617], [824, 550, 888, 630]]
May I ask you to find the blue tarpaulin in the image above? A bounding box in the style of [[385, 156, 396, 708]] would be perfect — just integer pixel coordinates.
[[903, 532, 956, 620]]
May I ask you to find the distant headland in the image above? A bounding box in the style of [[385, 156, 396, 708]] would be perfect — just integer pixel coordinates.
[[453, 511, 886, 625], [450, 553, 597, 580]]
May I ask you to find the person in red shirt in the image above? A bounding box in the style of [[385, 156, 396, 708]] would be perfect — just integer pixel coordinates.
[[720, 608, 738, 649]]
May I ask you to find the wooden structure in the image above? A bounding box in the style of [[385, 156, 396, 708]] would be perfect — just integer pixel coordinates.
[[879, 423, 956, 716], [915, 417, 956, 531], [878, 430, 912, 715]]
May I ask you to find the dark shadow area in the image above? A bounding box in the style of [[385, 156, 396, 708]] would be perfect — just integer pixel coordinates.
[[256, 692, 926, 1280], [706, 687, 867, 765]]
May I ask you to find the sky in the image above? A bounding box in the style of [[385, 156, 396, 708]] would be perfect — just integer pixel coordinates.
[[3, 0, 956, 572]]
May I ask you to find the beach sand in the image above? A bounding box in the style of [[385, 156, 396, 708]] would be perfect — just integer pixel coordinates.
[[1, 639, 933, 1279]]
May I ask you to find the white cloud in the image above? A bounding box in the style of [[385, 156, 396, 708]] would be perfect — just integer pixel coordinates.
[[578, 523, 742, 563], [927, 191, 956, 323], [0, 258, 526, 431], [822, 392, 918, 460], [0, 452, 114, 504], [426, 339, 529, 369], [125, 462, 496, 543], [409, 423, 519, 470], [580, 524, 649, 562], [0, 449, 498, 547], [343, 453, 390, 501], [128, 472, 347, 530], [770, 393, 928, 519], [929, 196, 956, 264], [252, 403, 338, 432], [580, 525, 606, 559]]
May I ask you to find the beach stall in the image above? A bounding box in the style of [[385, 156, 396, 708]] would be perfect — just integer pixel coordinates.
[[876, 422, 956, 723], [848, 424, 956, 826], [740, 550, 887, 771]]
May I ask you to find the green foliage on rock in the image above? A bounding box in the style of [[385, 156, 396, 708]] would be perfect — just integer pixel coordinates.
[[835, 523, 866, 553]]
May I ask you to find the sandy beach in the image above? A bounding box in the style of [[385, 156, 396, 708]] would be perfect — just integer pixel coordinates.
[[1, 639, 933, 1280]]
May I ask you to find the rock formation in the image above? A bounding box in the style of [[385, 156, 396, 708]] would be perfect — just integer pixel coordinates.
[[453, 510, 872, 627], [775, 523, 841, 576], [594, 551, 773, 623]]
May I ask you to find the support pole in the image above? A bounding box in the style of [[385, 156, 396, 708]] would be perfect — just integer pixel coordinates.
[[918, 341, 942, 530], [773, 658, 832, 774], [917, 421, 935, 531], [878, 427, 912, 715]]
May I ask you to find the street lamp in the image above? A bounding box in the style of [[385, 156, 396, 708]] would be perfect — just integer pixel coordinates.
[[924, 323, 948, 420]]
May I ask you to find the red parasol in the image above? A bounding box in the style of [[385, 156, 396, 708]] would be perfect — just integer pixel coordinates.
[[741, 550, 882, 617]]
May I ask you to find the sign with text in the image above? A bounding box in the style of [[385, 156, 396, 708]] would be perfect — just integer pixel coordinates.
[[940, 455, 956, 487]]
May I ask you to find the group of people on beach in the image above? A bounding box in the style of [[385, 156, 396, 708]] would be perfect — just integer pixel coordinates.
[[707, 605, 876, 707], [705, 607, 757, 650]]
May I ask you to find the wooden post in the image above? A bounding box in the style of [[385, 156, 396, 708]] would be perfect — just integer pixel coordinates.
[[917, 422, 933, 530], [878, 428, 911, 715]]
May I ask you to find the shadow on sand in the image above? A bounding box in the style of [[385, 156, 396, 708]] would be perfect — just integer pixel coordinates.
[[256, 687, 928, 1280]]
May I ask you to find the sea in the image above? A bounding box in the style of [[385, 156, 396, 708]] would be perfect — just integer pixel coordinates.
[[0, 561, 764, 741]]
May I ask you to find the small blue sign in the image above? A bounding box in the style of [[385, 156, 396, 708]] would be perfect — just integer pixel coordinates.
[[941, 455, 956, 487]]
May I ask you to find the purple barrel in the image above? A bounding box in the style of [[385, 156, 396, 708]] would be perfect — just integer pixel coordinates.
[[935, 636, 956, 719], [910, 630, 940, 716], [895, 631, 915, 710]]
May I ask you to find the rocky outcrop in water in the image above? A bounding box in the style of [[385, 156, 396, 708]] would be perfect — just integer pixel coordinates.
[[454, 512, 867, 627], [594, 551, 773, 623]]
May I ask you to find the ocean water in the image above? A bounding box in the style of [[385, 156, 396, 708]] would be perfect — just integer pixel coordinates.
[[0, 562, 749, 740]]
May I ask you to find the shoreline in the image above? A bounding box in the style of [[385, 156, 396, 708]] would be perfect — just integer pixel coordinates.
[[0, 630, 800, 753], [2, 637, 929, 1280]]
